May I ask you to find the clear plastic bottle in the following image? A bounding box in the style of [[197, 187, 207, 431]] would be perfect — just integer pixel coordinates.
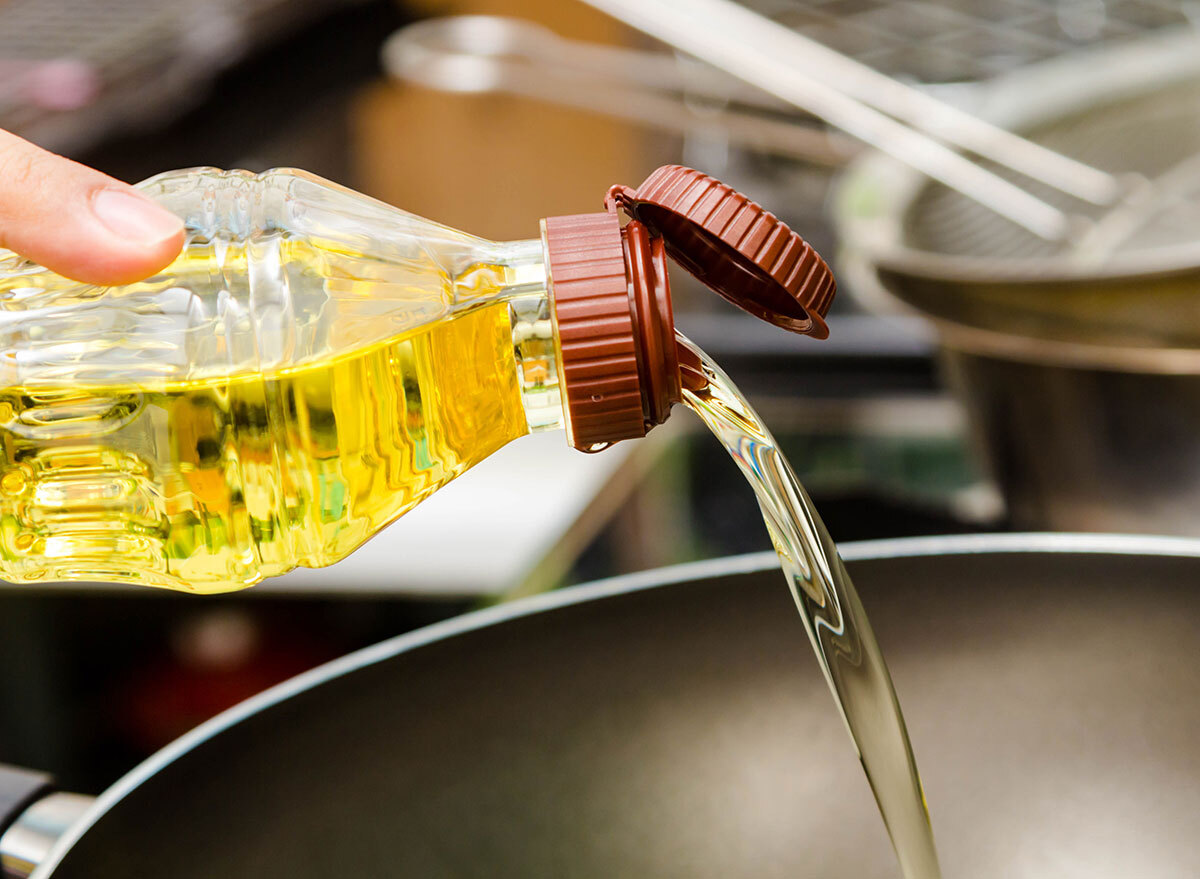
[[0, 165, 832, 592]]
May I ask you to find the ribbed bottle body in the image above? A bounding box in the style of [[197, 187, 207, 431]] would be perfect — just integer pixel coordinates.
[[0, 169, 558, 591]]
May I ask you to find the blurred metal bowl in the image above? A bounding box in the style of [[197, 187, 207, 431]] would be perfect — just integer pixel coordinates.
[[836, 33, 1200, 533]]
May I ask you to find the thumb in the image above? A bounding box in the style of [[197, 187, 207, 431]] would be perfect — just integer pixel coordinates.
[[0, 130, 184, 286]]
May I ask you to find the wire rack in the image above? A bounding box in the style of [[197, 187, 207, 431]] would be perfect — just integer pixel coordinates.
[[907, 78, 1200, 259], [662, 1, 1199, 316], [743, 0, 1197, 83]]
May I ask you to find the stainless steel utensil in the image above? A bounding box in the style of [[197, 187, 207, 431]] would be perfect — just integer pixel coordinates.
[[382, 16, 858, 169], [582, 0, 1122, 223], [388, 5, 1200, 252], [839, 59, 1200, 533], [386, 11, 1111, 240]]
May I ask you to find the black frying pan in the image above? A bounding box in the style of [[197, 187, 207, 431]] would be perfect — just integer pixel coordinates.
[[3, 534, 1199, 878]]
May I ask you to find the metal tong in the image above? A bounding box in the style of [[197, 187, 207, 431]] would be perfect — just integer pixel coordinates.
[[383, 15, 859, 170], [385, 10, 1132, 242]]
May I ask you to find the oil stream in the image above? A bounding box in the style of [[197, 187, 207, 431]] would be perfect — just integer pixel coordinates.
[[678, 334, 942, 879]]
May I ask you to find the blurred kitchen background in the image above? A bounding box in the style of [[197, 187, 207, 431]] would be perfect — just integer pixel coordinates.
[[3, 0, 1199, 791]]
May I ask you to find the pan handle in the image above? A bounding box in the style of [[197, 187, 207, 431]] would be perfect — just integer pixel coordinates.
[[0, 765, 93, 878]]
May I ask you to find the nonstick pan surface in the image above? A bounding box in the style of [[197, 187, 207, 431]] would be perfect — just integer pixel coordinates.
[[30, 534, 1200, 879]]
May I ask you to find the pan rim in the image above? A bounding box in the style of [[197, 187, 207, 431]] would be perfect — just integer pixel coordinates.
[[31, 530, 1200, 877]]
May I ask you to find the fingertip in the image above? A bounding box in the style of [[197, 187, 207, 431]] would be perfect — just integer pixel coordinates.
[[56, 232, 185, 287], [43, 195, 185, 286], [132, 220, 187, 280], [0, 133, 187, 286], [91, 188, 183, 246]]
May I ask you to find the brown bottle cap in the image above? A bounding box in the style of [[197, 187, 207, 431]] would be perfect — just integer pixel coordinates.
[[542, 165, 835, 451], [542, 212, 678, 450], [608, 165, 834, 339]]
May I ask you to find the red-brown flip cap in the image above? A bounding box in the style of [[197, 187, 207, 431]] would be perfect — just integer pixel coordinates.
[[542, 213, 678, 450], [543, 165, 835, 451], [608, 165, 834, 339]]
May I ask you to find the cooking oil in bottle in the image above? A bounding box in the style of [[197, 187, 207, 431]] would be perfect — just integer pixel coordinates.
[[678, 335, 942, 879], [0, 168, 561, 592], [0, 302, 531, 591]]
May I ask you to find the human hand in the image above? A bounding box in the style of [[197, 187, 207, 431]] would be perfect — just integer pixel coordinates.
[[0, 129, 185, 285]]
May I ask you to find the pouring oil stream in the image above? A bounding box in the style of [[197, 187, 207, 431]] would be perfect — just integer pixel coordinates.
[[678, 334, 942, 879]]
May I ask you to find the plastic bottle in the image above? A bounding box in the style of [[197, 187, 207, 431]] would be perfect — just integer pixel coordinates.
[[0, 165, 833, 592]]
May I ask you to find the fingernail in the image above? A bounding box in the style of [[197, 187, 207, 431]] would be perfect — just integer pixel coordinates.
[[92, 188, 183, 244]]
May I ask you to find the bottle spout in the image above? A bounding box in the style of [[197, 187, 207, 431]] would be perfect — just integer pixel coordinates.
[[541, 212, 678, 451], [542, 165, 836, 452]]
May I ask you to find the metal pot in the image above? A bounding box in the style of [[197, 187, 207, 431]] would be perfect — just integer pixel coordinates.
[[2, 533, 1198, 878], [836, 39, 1200, 534]]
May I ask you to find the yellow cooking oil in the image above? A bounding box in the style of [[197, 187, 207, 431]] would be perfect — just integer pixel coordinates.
[[679, 334, 941, 879], [0, 302, 526, 592]]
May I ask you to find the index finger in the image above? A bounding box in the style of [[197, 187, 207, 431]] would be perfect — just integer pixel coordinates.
[[0, 130, 184, 285]]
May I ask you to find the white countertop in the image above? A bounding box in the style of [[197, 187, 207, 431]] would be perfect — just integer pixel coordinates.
[[263, 431, 641, 596]]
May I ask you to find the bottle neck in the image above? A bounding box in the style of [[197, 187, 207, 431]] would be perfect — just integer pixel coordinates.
[[487, 238, 564, 435]]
